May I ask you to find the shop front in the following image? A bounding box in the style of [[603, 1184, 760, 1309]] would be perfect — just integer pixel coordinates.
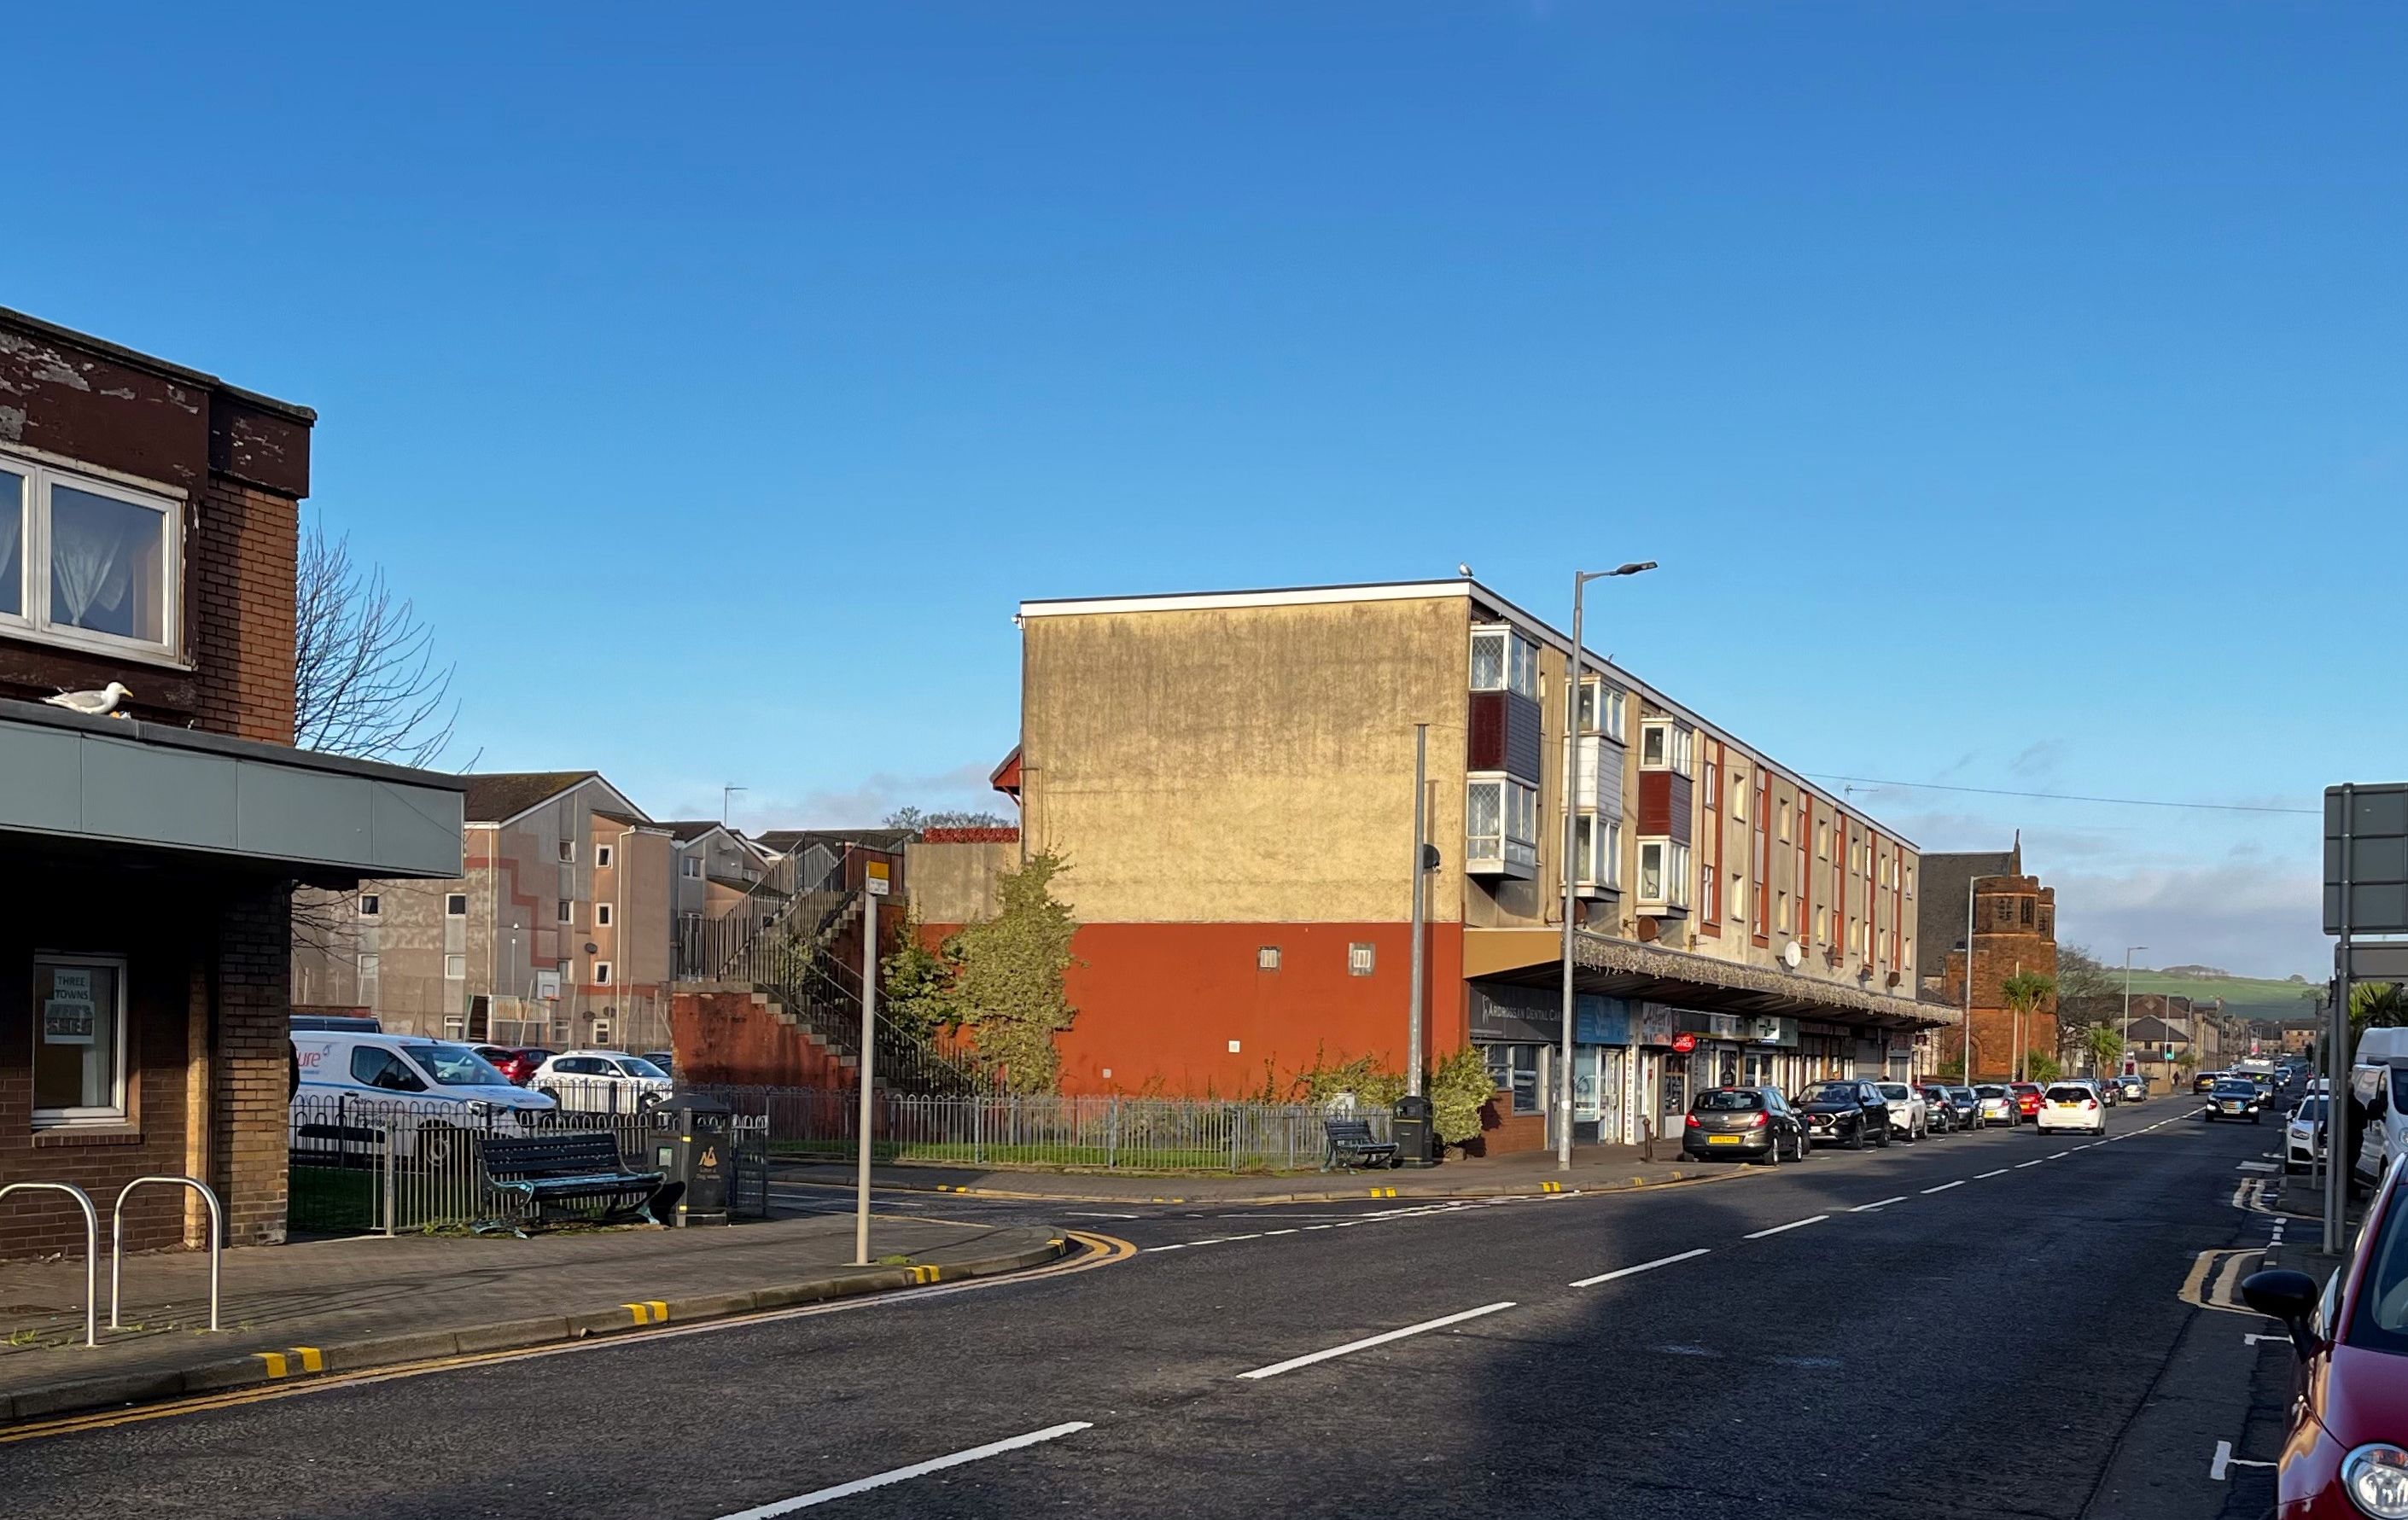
[[1467, 981, 1633, 1151]]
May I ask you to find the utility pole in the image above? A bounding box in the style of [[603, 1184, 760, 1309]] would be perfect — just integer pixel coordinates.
[[1408, 724, 1428, 1098], [1558, 562, 1656, 1172], [2123, 946, 2147, 1083], [854, 880, 878, 1267]]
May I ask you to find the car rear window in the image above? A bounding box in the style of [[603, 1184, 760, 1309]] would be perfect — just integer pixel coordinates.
[[1974, 1086, 2007, 1098], [1801, 1082, 1861, 1104], [2045, 1086, 2090, 1103], [1695, 1089, 1764, 1111]]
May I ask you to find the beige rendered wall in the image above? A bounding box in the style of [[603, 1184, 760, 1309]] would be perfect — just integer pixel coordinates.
[[909, 839, 1019, 925], [1022, 596, 1468, 925]]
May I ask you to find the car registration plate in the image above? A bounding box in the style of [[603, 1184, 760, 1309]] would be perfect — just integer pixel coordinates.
[[1707, 1134, 1742, 1145]]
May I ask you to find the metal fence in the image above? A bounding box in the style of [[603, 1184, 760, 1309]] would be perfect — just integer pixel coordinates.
[[287, 1095, 770, 1235], [686, 1086, 1392, 1173]]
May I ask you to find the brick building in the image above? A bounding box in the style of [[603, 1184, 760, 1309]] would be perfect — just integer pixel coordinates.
[[0, 308, 461, 1259], [1919, 842, 2058, 1081]]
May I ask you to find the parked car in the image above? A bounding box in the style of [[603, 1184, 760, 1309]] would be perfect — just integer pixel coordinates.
[[2009, 1082, 2045, 1123], [1974, 1084, 2016, 1127], [1872, 1082, 1929, 1141], [1682, 1086, 1810, 1165], [2352, 1028, 2408, 1185], [2116, 1073, 2148, 1102], [1798, 1079, 1892, 1150], [1922, 1084, 1974, 1133], [2036, 1082, 2107, 1136], [2196, 1069, 2226, 1094], [2068, 1076, 2114, 1109], [471, 1045, 543, 1086], [642, 1050, 676, 1077], [2205, 1076, 2264, 1124], [2288, 1097, 2329, 1174], [2242, 1153, 2408, 1517], [290, 1012, 383, 1033], [1944, 1086, 1982, 1129], [290, 1030, 557, 1158], [531, 1050, 674, 1113]]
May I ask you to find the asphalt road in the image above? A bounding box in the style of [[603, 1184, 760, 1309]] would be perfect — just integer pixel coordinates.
[[7, 1102, 2284, 1519]]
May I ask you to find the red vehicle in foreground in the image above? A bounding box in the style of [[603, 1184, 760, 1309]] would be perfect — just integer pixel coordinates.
[[2009, 1082, 2044, 1122], [2244, 1153, 2408, 1517]]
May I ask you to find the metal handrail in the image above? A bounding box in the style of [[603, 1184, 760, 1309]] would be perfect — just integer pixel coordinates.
[[110, 1176, 223, 1332], [0, 1181, 100, 1347]]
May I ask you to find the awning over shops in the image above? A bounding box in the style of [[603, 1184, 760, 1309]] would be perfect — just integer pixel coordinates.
[[1465, 926, 1957, 1034], [0, 699, 464, 882]]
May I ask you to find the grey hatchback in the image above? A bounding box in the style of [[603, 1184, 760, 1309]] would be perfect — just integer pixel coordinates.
[[1682, 1086, 1810, 1164]]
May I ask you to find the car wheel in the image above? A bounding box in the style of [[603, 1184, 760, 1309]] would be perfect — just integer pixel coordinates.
[[1849, 1125, 1866, 1151], [1877, 1124, 1892, 1149]]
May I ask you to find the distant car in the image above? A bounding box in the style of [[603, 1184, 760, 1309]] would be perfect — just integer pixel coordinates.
[[2242, 1153, 2408, 1517], [2036, 1082, 2107, 1136], [531, 1050, 673, 1113], [2287, 1098, 2329, 1173], [2195, 1070, 2225, 1094], [2116, 1073, 2147, 1102], [1974, 1084, 2016, 1127], [2205, 1077, 2263, 1124], [641, 1050, 675, 1077], [1873, 1082, 1929, 1141], [1799, 1080, 1892, 1150], [2009, 1082, 2045, 1123], [289, 1030, 557, 1159], [471, 1045, 542, 1086], [1682, 1086, 1810, 1165]]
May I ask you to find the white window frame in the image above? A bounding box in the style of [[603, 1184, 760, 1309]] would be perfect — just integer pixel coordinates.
[[1347, 942, 1376, 976], [0, 447, 186, 667], [32, 952, 129, 1127], [444, 953, 468, 981], [557, 899, 573, 924], [1465, 774, 1540, 874], [358, 952, 381, 981], [595, 902, 613, 927], [1469, 624, 1540, 699], [593, 961, 613, 987], [681, 855, 703, 879], [1730, 771, 1747, 819], [1639, 720, 1670, 772], [1776, 889, 1791, 934], [1636, 838, 1690, 908], [596, 844, 614, 869], [358, 893, 381, 917], [557, 841, 576, 864], [1573, 812, 1622, 890]]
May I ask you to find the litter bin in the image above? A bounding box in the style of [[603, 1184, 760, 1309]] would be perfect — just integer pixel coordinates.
[[651, 1093, 735, 1226], [1392, 1094, 1434, 1168]]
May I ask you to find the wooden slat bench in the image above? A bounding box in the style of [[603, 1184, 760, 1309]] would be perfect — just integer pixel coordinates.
[[1322, 1117, 1400, 1171], [477, 1131, 668, 1236]]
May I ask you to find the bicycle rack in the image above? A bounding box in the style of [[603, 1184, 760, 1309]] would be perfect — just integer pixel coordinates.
[[110, 1176, 223, 1333], [0, 1181, 100, 1348]]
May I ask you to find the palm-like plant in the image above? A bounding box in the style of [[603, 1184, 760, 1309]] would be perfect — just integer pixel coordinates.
[[2083, 1023, 2125, 1075], [2000, 970, 2057, 1082]]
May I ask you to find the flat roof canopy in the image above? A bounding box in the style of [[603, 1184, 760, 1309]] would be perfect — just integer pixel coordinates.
[[0, 701, 464, 881]]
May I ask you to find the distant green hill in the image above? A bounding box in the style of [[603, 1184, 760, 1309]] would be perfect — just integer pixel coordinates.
[[2118, 969, 2321, 1020]]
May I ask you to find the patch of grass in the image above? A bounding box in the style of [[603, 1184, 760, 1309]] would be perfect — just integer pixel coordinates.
[[2121, 970, 2322, 1018], [877, 1254, 915, 1266]]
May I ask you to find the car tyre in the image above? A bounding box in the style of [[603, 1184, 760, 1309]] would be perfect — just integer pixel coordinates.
[[1876, 1124, 1892, 1149], [1848, 1124, 1867, 1151]]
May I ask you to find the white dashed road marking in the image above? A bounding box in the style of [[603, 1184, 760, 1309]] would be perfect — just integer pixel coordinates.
[[1570, 1248, 1712, 1288], [1743, 1215, 1828, 1239], [1977, 1168, 2010, 1179], [1237, 1302, 1518, 1380], [1851, 1196, 1908, 1213], [715, 1422, 1095, 1516], [1921, 1180, 1965, 1194]]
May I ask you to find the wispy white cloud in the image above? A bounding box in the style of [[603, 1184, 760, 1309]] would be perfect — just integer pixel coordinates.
[[2049, 859, 2323, 981], [655, 760, 1006, 833]]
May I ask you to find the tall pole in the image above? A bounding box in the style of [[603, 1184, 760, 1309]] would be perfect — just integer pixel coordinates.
[[1557, 576, 1588, 1172], [1408, 725, 1428, 1098], [2121, 946, 2145, 1080], [854, 885, 878, 1266], [2329, 784, 2355, 1256]]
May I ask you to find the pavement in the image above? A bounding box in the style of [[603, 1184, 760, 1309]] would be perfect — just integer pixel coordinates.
[[0, 1097, 2312, 1518], [770, 1141, 1717, 1203], [0, 1211, 1064, 1424]]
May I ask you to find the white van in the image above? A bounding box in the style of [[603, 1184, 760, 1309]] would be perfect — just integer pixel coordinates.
[[292, 1031, 557, 1157], [2347, 1027, 2408, 1181]]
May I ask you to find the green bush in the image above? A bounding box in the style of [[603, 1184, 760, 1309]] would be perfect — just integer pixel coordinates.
[[1429, 1046, 1496, 1145]]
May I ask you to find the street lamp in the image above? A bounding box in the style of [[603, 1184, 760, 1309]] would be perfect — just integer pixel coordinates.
[[2122, 946, 2148, 1080], [1559, 561, 1659, 1171]]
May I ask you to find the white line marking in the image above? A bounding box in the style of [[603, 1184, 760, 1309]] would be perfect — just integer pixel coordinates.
[[2014, 1160, 2047, 1168], [1744, 1214, 1828, 1239], [1851, 1196, 1908, 1212], [2236, 1162, 2278, 1173], [714, 1422, 1094, 1516], [2244, 1333, 2286, 1345], [1921, 1180, 1965, 1195], [2207, 1439, 2277, 1480], [1217, 1233, 1263, 1242], [1570, 1248, 1712, 1287], [1304, 1225, 1333, 1231], [1262, 1229, 1299, 1237], [1064, 1212, 1141, 1220], [1236, 1302, 1518, 1380], [2050, 1151, 2072, 1159], [1977, 1168, 2009, 1179]]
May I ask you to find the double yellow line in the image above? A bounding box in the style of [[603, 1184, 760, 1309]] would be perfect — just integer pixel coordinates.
[[1, 1232, 1134, 1446]]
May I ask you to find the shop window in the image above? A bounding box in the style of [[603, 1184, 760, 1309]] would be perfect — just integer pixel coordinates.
[[1484, 1043, 1542, 1114], [32, 956, 126, 1127]]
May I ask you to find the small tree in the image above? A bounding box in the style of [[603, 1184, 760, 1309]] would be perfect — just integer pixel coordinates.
[[2025, 1051, 2063, 1082], [2351, 982, 2407, 1051], [1428, 1046, 1496, 1146], [294, 519, 463, 766], [944, 851, 1081, 1093], [2082, 1024, 2125, 1075], [879, 906, 958, 1042], [2001, 970, 2056, 1081]]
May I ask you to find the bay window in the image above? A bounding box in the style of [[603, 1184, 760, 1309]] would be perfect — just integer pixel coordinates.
[[1638, 719, 1694, 774], [0, 452, 181, 661], [1577, 677, 1629, 741], [1573, 812, 1621, 890], [1470, 625, 1540, 699], [1636, 838, 1691, 909], [1466, 775, 1539, 877]]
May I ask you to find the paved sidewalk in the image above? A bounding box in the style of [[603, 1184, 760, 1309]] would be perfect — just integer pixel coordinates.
[[0, 1211, 1063, 1424], [775, 1142, 1722, 1203]]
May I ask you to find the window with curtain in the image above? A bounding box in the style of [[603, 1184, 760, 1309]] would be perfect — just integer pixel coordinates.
[[0, 451, 179, 656]]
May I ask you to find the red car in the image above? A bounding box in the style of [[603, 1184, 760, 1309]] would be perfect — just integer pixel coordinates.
[[2244, 1155, 2408, 1517], [2009, 1082, 2044, 1122], [471, 1045, 545, 1086]]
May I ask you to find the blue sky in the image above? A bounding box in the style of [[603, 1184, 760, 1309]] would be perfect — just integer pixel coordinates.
[[9, 3, 2399, 977]]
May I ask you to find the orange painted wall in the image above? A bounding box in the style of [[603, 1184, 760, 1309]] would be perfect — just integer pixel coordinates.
[[920, 919, 1466, 1097]]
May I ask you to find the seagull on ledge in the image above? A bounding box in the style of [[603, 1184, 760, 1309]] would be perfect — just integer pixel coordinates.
[[44, 682, 132, 718]]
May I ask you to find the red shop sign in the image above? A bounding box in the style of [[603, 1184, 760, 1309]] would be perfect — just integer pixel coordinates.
[[1670, 1033, 1699, 1053]]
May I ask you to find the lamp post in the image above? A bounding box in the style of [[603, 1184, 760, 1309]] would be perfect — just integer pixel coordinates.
[[2122, 946, 2147, 1080], [1559, 560, 1658, 1172]]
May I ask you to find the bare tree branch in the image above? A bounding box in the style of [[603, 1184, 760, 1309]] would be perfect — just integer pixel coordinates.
[[294, 516, 469, 769]]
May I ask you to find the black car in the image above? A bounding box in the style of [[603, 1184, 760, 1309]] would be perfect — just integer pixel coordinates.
[[2205, 1077, 2263, 1124], [1682, 1086, 1810, 1164], [1798, 1079, 1892, 1150], [1921, 1084, 1971, 1134]]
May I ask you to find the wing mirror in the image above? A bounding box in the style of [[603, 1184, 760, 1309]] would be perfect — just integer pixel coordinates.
[[2240, 1268, 2323, 1359]]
